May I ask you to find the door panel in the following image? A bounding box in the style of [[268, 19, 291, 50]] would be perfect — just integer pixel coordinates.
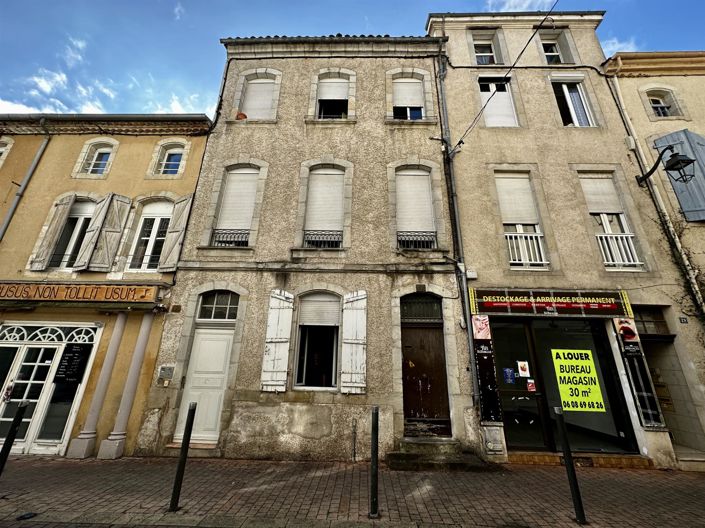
[[401, 325, 451, 436], [176, 328, 233, 442]]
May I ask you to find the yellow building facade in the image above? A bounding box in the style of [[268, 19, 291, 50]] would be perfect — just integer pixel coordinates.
[[0, 114, 209, 458]]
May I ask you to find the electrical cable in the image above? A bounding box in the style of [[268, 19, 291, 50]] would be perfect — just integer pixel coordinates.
[[449, 0, 561, 156]]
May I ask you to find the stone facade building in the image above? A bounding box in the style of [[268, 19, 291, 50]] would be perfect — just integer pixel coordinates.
[[427, 11, 705, 468], [136, 36, 477, 460], [0, 114, 209, 458], [604, 51, 705, 468]]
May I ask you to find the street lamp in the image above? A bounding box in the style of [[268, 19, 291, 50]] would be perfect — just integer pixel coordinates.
[[636, 145, 696, 186]]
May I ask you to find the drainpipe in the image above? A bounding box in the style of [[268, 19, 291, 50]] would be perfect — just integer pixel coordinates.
[[606, 73, 705, 318], [0, 117, 51, 243], [436, 49, 479, 405]]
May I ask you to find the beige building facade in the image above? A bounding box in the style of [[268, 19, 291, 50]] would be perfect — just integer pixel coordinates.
[[135, 36, 481, 461], [604, 52, 705, 467], [0, 114, 209, 458], [427, 11, 705, 468]]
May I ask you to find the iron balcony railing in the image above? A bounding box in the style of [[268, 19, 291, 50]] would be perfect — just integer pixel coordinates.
[[303, 230, 343, 249], [596, 232, 642, 267], [397, 231, 437, 250], [211, 229, 250, 247], [505, 232, 549, 267]]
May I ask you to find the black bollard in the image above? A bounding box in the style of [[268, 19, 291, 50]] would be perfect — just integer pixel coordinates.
[[368, 406, 379, 519], [169, 402, 197, 512], [554, 407, 587, 525], [0, 401, 28, 478]]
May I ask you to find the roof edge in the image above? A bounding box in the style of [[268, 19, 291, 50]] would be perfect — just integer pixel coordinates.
[[0, 113, 211, 123]]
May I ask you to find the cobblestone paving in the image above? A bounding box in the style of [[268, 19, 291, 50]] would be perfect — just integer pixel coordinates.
[[0, 456, 702, 527]]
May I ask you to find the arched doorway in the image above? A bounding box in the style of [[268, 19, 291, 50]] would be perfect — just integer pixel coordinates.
[[174, 290, 238, 443], [401, 293, 451, 437]]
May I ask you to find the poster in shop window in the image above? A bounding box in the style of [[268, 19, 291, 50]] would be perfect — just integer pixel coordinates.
[[552, 349, 606, 412]]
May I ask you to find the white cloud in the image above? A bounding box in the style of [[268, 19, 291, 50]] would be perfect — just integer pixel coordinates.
[[486, 0, 553, 11], [79, 100, 105, 113], [95, 80, 116, 99], [0, 99, 43, 113], [174, 2, 185, 20], [29, 68, 68, 94], [63, 37, 87, 68], [601, 36, 640, 57]]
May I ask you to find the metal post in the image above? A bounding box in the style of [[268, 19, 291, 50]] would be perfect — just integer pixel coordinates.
[[554, 407, 587, 525], [169, 402, 196, 512], [352, 418, 357, 462], [368, 406, 379, 519], [0, 401, 28, 478]]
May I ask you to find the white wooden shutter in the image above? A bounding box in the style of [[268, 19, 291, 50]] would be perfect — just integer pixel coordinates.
[[393, 78, 423, 107], [481, 80, 517, 127], [304, 168, 344, 230], [340, 290, 367, 394], [580, 177, 622, 213], [89, 194, 131, 271], [261, 289, 294, 392], [298, 292, 341, 326], [31, 194, 76, 271], [396, 169, 435, 232], [72, 193, 112, 271], [318, 77, 348, 100], [158, 194, 193, 272], [217, 168, 258, 229], [241, 79, 275, 120], [495, 176, 539, 224]]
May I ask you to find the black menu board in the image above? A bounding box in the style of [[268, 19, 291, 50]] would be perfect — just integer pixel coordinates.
[[54, 343, 92, 384]]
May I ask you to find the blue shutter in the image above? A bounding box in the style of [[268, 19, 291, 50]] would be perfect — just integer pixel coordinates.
[[654, 129, 705, 222]]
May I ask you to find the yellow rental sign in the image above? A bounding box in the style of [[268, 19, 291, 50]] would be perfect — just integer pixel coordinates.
[[552, 349, 606, 412]]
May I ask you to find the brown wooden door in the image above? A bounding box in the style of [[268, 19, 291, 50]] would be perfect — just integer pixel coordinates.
[[401, 324, 451, 436]]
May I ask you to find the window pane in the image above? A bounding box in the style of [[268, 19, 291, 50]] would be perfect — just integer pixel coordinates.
[[50, 217, 78, 268], [130, 218, 155, 269], [409, 107, 423, 120]]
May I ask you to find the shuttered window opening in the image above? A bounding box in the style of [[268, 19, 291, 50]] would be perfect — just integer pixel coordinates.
[[553, 82, 592, 127], [49, 201, 96, 268], [212, 168, 259, 247], [241, 79, 276, 120], [317, 77, 349, 119], [298, 292, 341, 326], [393, 78, 424, 120], [128, 201, 173, 271], [579, 176, 622, 214], [304, 168, 344, 248], [396, 168, 436, 249], [495, 175, 539, 224], [479, 78, 518, 127]]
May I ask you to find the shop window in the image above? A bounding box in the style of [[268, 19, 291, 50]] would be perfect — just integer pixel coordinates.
[[479, 77, 518, 127], [580, 176, 642, 268], [197, 290, 239, 320], [495, 174, 547, 267], [552, 81, 593, 127]]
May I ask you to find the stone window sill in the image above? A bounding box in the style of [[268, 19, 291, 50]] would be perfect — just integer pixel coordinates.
[[291, 247, 347, 259], [384, 118, 438, 126], [304, 117, 357, 126], [225, 119, 278, 125], [396, 248, 449, 259]]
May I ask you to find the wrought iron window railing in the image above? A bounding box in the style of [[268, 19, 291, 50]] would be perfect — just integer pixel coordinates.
[[397, 231, 437, 250], [505, 232, 549, 267], [596, 233, 642, 267], [303, 230, 343, 249], [211, 229, 250, 247]]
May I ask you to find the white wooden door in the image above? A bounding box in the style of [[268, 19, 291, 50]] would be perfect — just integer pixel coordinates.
[[175, 328, 233, 443]]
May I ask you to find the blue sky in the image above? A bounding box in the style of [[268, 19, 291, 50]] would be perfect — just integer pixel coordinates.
[[1, 0, 702, 116]]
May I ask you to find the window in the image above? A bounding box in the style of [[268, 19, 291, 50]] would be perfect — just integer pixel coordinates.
[[0, 136, 13, 171], [645, 90, 681, 118], [241, 78, 276, 120], [212, 167, 259, 247], [317, 76, 349, 119], [396, 168, 436, 249], [73, 138, 118, 178], [295, 292, 341, 388], [303, 167, 344, 248], [159, 147, 183, 175], [495, 174, 547, 267], [148, 138, 189, 179], [479, 77, 518, 127], [392, 78, 424, 120], [539, 31, 575, 64], [552, 82, 593, 127], [197, 290, 239, 320], [580, 176, 642, 268], [128, 201, 173, 270], [632, 306, 670, 336], [49, 201, 95, 268], [470, 30, 503, 65]]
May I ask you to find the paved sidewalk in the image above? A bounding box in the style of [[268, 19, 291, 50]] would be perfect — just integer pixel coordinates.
[[0, 456, 702, 527]]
